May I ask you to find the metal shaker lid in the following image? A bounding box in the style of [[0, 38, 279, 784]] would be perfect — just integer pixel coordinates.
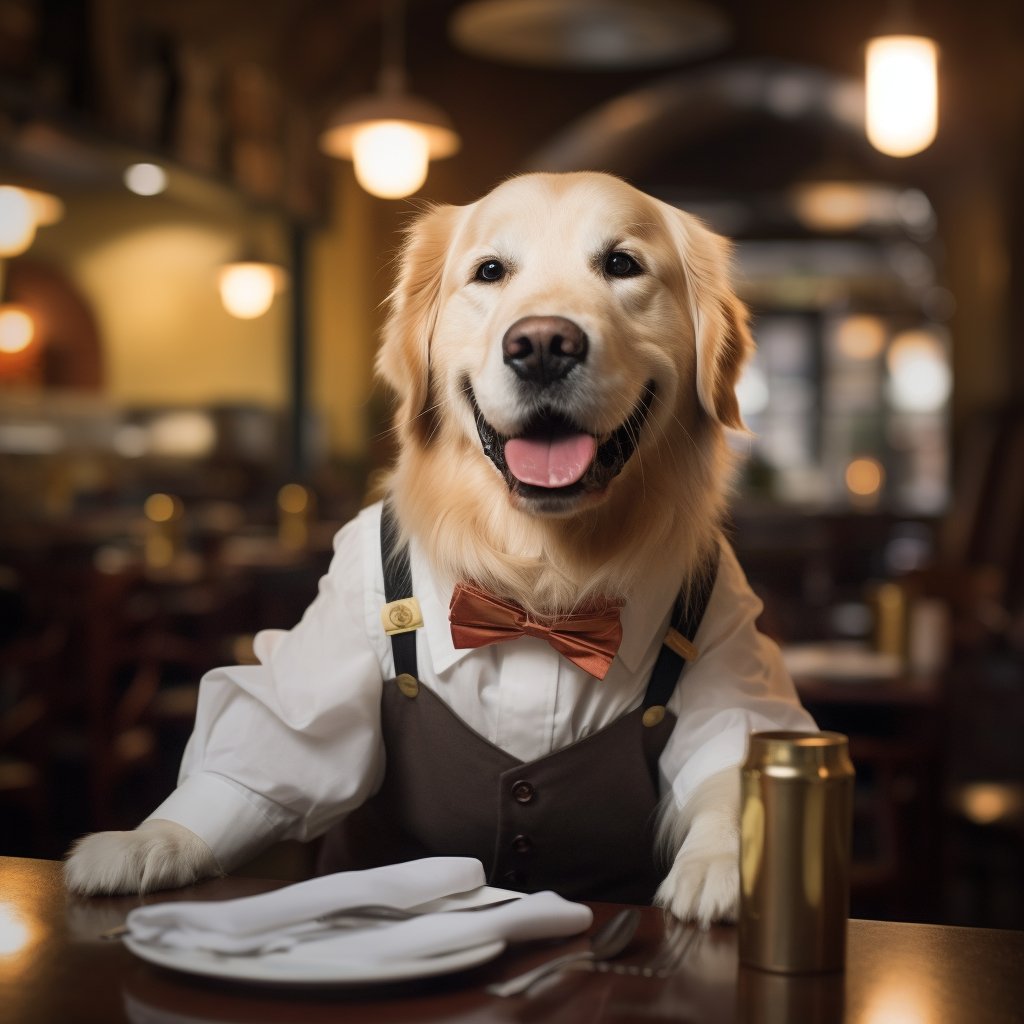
[[743, 731, 853, 775]]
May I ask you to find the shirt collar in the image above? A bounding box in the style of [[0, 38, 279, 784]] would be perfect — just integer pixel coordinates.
[[408, 538, 697, 678], [615, 560, 689, 672], [410, 540, 472, 675]]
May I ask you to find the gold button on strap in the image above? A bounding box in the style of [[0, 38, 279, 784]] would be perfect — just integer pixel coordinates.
[[663, 627, 699, 662], [642, 705, 666, 728], [381, 597, 423, 636], [395, 673, 419, 698]]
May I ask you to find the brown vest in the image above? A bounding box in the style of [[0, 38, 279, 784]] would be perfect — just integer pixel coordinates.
[[317, 506, 716, 905]]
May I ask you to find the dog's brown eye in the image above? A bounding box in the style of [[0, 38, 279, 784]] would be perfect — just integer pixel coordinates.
[[605, 251, 642, 278], [475, 259, 506, 282]]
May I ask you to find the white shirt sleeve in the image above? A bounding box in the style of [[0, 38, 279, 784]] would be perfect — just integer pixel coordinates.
[[145, 511, 387, 871], [659, 540, 817, 813]]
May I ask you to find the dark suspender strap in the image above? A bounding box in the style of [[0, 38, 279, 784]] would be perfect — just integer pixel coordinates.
[[642, 545, 721, 710], [380, 502, 418, 679]]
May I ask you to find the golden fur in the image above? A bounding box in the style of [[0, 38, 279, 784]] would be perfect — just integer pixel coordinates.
[[375, 172, 753, 617]]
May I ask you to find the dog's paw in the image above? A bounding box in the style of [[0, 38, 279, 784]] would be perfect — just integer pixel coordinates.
[[64, 819, 220, 895], [654, 766, 740, 927], [654, 835, 739, 927]]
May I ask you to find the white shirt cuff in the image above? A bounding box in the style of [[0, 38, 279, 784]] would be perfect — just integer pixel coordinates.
[[144, 772, 290, 872]]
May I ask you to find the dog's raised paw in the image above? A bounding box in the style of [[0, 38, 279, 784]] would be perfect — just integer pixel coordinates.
[[63, 819, 219, 896], [655, 846, 739, 927]]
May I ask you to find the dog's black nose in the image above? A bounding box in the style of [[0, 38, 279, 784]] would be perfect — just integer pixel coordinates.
[[502, 316, 588, 386]]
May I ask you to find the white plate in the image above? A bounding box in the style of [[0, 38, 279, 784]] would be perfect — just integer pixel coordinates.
[[123, 934, 506, 986], [122, 885, 520, 987]]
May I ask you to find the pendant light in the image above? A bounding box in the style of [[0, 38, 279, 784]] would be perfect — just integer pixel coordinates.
[[319, 0, 460, 198], [218, 251, 287, 320], [0, 186, 37, 257], [865, 4, 938, 157]]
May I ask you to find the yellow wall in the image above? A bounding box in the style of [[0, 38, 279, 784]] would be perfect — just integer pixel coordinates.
[[309, 172, 381, 459], [23, 168, 393, 460], [31, 187, 288, 410]]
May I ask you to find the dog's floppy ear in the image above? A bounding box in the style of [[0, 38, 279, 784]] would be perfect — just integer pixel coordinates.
[[376, 203, 461, 442], [664, 206, 754, 431]]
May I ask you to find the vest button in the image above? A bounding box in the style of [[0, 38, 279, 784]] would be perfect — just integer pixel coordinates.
[[642, 704, 666, 727], [503, 869, 524, 885], [512, 834, 533, 854], [395, 673, 419, 698], [511, 780, 535, 804]]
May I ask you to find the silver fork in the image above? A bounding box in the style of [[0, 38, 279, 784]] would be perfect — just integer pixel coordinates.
[[593, 916, 702, 978], [486, 908, 640, 997]]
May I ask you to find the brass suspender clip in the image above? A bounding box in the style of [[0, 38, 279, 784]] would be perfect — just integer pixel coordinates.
[[663, 627, 699, 662], [381, 597, 424, 636]]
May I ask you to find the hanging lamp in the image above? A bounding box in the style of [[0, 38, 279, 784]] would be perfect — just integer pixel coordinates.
[[865, 3, 938, 157], [319, 0, 460, 198], [218, 247, 287, 320]]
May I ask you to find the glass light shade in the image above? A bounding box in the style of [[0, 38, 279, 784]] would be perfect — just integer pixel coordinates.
[[0, 186, 37, 257], [866, 35, 938, 157], [320, 92, 460, 199], [352, 121, 431, 198], [0, 306, 35, 354], [218, 262, 285, 319]]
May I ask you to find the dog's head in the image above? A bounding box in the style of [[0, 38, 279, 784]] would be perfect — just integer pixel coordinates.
[[377, 172, 752, 525]]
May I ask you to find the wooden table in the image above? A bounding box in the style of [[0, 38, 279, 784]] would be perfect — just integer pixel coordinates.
[[3, 857, 1023, 1024]]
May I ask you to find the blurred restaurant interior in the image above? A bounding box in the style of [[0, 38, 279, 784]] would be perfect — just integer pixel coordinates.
[[1, 0, 1023, 929]]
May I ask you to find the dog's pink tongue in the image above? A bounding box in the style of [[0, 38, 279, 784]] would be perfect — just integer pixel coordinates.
[[504, 434, 597, 488]]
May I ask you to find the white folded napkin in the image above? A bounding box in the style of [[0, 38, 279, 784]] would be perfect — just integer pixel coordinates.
[[260, 890, 593, 967], [125, 857, 487, 954]]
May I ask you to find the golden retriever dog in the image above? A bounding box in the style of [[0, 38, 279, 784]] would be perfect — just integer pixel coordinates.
[[65, 172, 811, 924]]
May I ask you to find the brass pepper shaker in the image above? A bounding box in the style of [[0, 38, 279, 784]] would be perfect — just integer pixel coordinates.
[[739, 731, 855, 974]]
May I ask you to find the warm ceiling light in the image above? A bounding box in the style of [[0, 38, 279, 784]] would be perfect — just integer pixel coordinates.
[[351, 119, 431, 199], [124, 162, 168, 196], [218, 260, 286, 319], [319, 0, 459, 198], [865, 34, 938, 157], [0, 186, 37, 256], [0, 305, 35, 354]]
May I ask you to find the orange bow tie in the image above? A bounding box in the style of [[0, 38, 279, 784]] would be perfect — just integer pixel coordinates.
[[449, 581, 623, 680]]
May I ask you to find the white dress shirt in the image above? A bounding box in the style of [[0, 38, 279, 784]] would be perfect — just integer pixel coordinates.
[[147, 500, 815, 870]]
